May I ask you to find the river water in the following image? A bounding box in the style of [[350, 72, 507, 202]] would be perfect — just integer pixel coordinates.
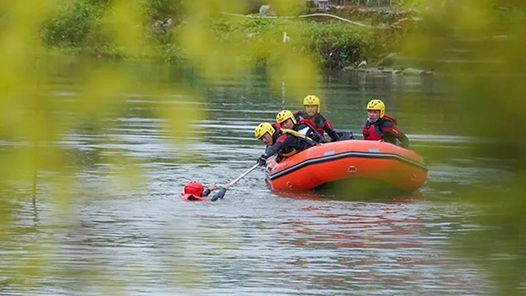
[[0, 68, 506, 295]]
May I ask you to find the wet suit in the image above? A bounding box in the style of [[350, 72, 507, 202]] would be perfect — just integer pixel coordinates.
[[258, 129, 317, 165]]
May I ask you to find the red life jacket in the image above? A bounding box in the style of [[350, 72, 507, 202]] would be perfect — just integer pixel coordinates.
[[363, 122, 383, 140], [362, 114, 398, 141], [298, 118, 317, 132], [383, 114, 398, 125], [288, 113, 318, 136], [272, 122, 281, 133], [314, 126, 324, 137], [294, 111, 325, 136], [180, 194, 207, 202]]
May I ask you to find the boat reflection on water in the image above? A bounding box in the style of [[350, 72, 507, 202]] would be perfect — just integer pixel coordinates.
[[274, 185, 427, 251], [265, 189, 477, 293]]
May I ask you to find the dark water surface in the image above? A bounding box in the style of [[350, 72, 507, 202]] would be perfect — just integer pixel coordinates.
[[1, 69, 504, 295]]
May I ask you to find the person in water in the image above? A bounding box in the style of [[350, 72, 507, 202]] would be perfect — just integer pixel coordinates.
[[254, 122, 317, 165], [276, 110, 326, 143], [294, 95, 340, 142], [180, 181, 228, 202], [362, 99, 409, 148]]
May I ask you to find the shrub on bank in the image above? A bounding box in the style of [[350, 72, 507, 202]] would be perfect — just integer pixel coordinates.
[[41, 1, 106, 48], [207, 17, 382, 69], [40, 1, 394, 69]]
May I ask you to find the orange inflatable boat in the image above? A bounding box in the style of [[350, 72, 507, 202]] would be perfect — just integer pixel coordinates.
[[265, 140, 427, 193]]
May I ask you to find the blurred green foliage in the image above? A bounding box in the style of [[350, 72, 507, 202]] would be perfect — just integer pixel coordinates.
[[335, 0, 404, 7], [2, 0, 525, 294], [1, 0, 327, 290], [400, 1, 526, 294]]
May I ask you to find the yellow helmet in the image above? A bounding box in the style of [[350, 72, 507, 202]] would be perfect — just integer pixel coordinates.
[[366, 99, 386, 118], [254, 122, 275, 139], [303, 95, 321, 113], [276, 110, 297, 124]]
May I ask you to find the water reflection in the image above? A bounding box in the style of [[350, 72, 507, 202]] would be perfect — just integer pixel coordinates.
[[0, 70, 501, 295], [249, 198, 487, 295]]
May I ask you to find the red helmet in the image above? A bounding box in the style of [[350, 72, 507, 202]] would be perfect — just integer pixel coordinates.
[[184, 181, 204, 197]]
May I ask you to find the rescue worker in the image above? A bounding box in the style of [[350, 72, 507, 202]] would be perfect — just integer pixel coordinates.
[[276, 110, 326, 143], [294, 95, 341, 142], [180, 181, 228, 202], [362, 99, 409, 148], [254, 122, 317, 165]]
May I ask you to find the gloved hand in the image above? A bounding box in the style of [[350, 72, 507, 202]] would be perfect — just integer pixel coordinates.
[[257, 154, 268, 166]]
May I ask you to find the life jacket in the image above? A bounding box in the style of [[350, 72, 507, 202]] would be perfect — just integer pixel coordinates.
[[279, 148, 298, 158], [363, 121, 383, 141], [298, 118, 317, 131], [383, 114, 398, 125], [272, 122, 281, 133], [295, 119, 326, 143], [180, 193, 207, 202], [313, 122, 325, 137], [277, 129, 316, 158], [295, 111, 327, 136], [282, 128, 314, 142], [265, 131, 284, 155], [379, 114, 402, 137], [362, 114, 399, 141]]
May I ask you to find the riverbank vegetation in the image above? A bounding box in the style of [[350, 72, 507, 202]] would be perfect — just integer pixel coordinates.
[[399, 2, 526, 294], [39, 0, 404, 69]]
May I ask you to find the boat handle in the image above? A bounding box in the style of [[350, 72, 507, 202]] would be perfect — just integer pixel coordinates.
[[348, 166, 358, 174], [286, 181, 293, 188]]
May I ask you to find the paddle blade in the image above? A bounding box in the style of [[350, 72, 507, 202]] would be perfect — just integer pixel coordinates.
[[210, 187, 227, 202]]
